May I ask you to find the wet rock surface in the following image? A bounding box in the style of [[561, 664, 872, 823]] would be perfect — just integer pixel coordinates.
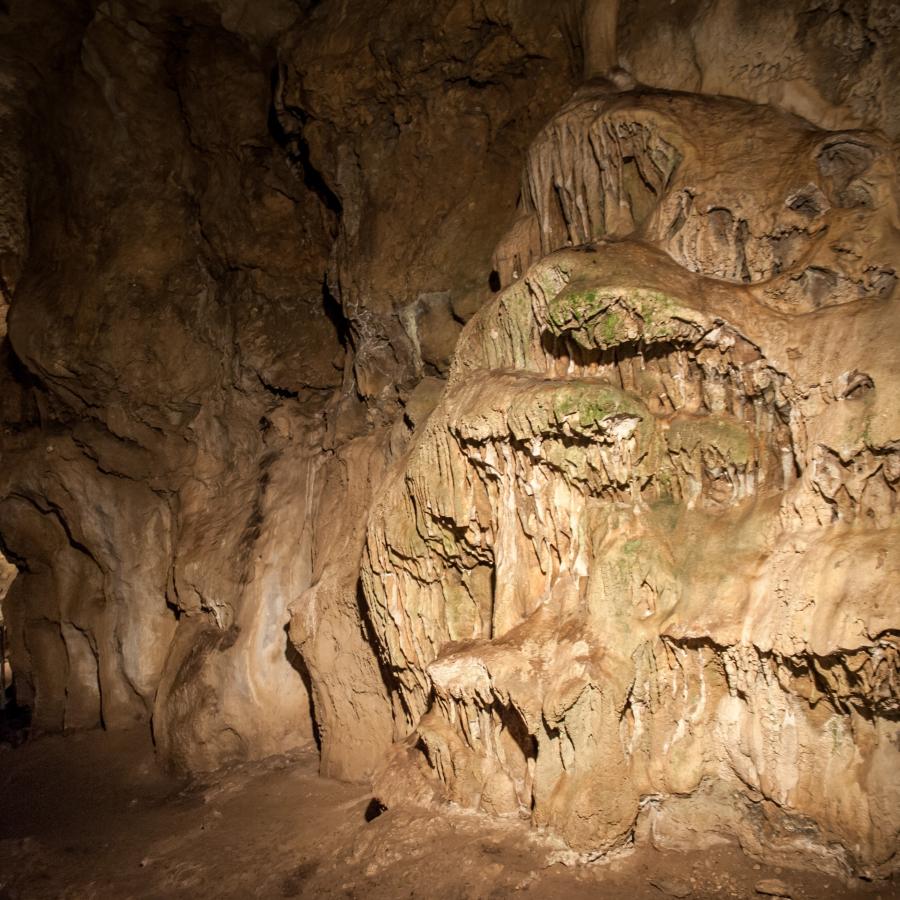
[[0, 0, 897, 890]]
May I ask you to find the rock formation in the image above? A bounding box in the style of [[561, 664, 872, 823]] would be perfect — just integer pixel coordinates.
[[0, 0, 897, 883]]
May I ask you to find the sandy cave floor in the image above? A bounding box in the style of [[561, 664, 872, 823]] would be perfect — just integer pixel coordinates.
[[0, 729, 897, 900]]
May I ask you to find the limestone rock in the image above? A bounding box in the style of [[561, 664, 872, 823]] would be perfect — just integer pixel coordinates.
[[361, 87, 899, 879], [0, 0, 897, 886], [755, 878, 793, 897], [650, 875, 692, 898], [617, 0, 900, 139]]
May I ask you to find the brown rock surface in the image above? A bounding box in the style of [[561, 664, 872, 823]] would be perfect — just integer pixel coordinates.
[[0, 0, 897, 888], [360, 44, 899, 885], [1, 729, 889, 900]]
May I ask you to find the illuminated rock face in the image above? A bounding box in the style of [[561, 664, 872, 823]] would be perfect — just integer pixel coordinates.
[[0, 0, 898, 880], [361, 88, 899, 878]]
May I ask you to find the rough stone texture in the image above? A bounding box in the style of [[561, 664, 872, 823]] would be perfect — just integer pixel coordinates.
[[287, 429, 396, 780], [0, 0, 335, 762], [0, 0, 575, 777], [0, 0, 897, 884], [272, 0, 575, 401], [618, 0, 900, 140], [361, 84, 899, 879]]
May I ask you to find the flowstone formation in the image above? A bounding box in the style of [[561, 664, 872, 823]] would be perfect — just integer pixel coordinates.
[[362, 86, 900, 878], [0, 0, 898, 885]]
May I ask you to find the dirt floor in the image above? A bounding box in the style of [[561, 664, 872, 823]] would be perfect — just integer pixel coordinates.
[[0, 728, 897, 900]]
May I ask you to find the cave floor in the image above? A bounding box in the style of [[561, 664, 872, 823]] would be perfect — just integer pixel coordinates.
[[0, 730, 895, 900]]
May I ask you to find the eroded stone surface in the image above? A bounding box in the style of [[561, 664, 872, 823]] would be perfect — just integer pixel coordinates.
[[361, 89, 899, 879], [0, 0, 897, 883], [0, 0, 575, 776]]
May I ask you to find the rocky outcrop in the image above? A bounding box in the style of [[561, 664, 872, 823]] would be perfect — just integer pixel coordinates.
[[617, 0, 900, 140], [495, 85, 897, 310], [0, 0, 337, 762], [361, 87, 899, 879]]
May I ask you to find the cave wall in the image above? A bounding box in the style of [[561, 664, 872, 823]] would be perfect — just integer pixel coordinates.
[[0, 0, 897, 880], [0, 0, 577, 774]]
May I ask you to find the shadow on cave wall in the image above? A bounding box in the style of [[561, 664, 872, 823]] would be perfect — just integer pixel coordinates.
[[283, 623, 321, 751], [0, 548, 29, 747]]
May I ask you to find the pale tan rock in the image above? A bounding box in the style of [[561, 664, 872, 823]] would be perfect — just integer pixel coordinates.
[[362, 86, 899, 879], [617, 0, 900, 139], [650, 875, 692, 898], [755, 877, 792, 897], [0, 0, 341, 763], [287, 431, 394, 780]]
